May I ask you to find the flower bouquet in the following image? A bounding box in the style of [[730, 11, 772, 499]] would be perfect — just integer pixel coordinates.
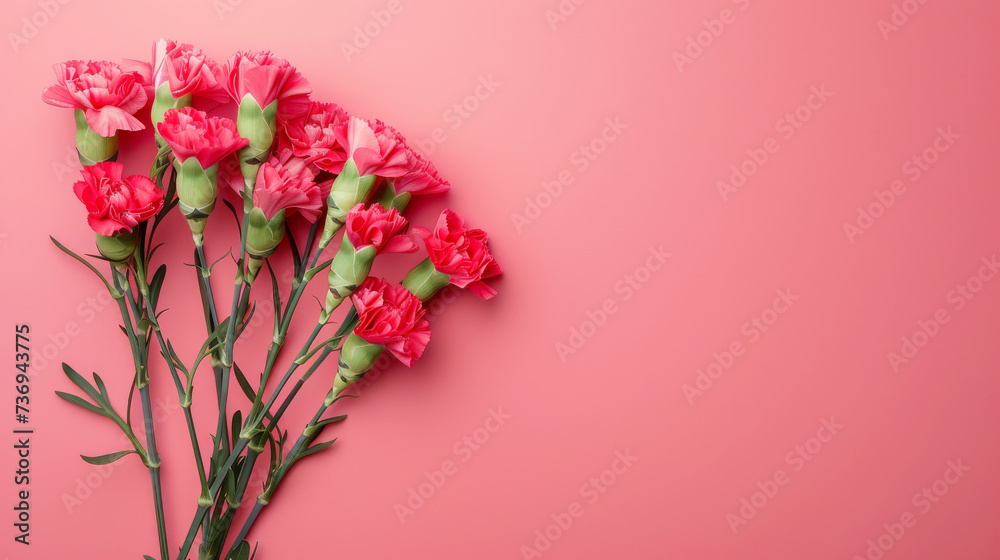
[[43, 41, 501, 560]]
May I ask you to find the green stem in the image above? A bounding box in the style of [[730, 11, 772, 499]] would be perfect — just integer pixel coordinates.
[[114, 272, 170, 560], [194, 246, 226, 406], [136, 284, 211, 502], [185, 221, 339, 559], [226, 400, 330, 556], [178, 215, 251, 560]]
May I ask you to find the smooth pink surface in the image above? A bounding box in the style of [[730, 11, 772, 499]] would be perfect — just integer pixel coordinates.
[[2, 0, 1000, 559]]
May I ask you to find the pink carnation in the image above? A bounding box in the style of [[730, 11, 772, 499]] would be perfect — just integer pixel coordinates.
[[157, 107, 248, 168], [351, 277, 431, 367], [337, 116, 410, 178], [282, 101, 350, 173], [220, 51, 311, 120], [150, 39, 228, 106], [413, 210, 502, 300], [73, 162, 164, 236], [393, 148, 450, 196], [345, 203, 418, 254], [252, 150, 324, 222], [42, 60, 149, 136]]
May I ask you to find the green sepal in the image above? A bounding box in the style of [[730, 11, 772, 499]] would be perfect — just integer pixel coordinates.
[[95, 231, 137, 263], [174, 158, 218, 219], [376, 180, 412, 213], [402, 257, 451, 302], [236, 96, 278, 192], [150, 83, 192, 136], [246, 207, 286, 258], [319, 159, 377, 247], [74, 108, 118, 164]]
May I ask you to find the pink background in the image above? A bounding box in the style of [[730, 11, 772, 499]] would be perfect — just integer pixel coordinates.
[[2, 0, 1000, 558]]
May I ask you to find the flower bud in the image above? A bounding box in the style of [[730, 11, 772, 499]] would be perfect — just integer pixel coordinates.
[[235, 95, 278, 193], [94, 231, 136, 264], [150, 84, 192, 145], [402, 258, 452, 302], [319, 159, 377, 248], [74, 109, 118, 165], [326, 333, 384, 405], [320, 236, 377, 322]]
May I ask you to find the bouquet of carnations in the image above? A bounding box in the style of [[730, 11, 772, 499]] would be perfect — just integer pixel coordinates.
[[42, 41, 501, 560]]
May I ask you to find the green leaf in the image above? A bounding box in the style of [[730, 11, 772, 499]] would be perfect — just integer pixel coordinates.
[[304, 258, 333, 282], [298, 438, 336, 460], [333, 306, 359, 338], [231, 410, 243, 447], [81, 450, 136, 465], [93, 372, 111, 402], [285, 221, 303, 277], [62, 364, 102, 402], [148, 264, 167, 308], [316, 414, 347, 428], [227, 541, 251, 560], [303, 414, 347, 439], [144, 555, 158, 560], [222, 198, 241, 235], [232, 363, 257, 404], [55, 391, 107, 417], [266, 260, 282, 334], [50, 236, 121, 297], [236, 302, 257, 338], [126, 378, 137, 429], [163, 339, 190, 378]]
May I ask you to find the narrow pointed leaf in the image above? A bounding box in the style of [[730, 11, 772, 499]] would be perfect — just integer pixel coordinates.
[[227, 541, 251, 560], [148, 264, 167, 308], [50, 236, 120, 297], [81, 450, 136, 465], [298, 438, 336, 460], [55, 391, 108, 417], [62, 364, 101, 402]]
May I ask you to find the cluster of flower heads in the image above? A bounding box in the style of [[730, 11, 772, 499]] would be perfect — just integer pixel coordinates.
[[43, 40, 500, 374]]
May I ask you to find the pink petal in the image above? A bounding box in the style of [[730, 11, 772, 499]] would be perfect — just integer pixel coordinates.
[[381, 235, 419, 254], [466, 280, 498, 300], [86, 106, 145, 136]]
